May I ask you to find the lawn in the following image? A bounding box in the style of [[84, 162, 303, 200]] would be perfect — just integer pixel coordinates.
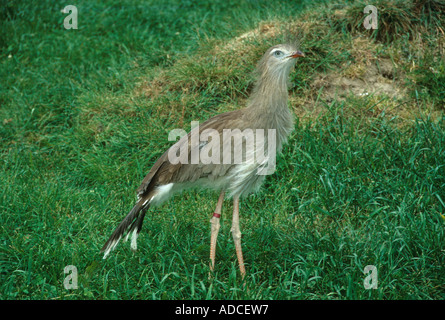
[[0, 0, 444, 299]]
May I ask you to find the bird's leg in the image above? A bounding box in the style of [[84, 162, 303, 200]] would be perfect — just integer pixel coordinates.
[[231, 196, 246, 278], [209, 190, 225, 273]]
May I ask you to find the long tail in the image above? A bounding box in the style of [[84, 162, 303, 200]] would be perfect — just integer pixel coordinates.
[[101, 194, 153, 259]]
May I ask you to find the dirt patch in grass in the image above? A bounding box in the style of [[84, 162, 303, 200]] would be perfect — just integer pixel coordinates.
[[311, 57, 403, 102], [309, 35, 404, 102]]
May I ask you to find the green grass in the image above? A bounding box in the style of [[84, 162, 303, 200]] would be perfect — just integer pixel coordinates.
[[1, 0, 444, 299]]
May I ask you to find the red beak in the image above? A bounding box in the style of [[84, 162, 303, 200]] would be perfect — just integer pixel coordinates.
[[290, 50, 305, 58]]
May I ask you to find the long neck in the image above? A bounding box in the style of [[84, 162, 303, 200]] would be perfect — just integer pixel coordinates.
[[245, 66, 295, 146], [247, 67, 291, 113]]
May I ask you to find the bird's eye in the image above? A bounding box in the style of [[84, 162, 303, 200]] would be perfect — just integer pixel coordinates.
[[273, 50, 284, 57]]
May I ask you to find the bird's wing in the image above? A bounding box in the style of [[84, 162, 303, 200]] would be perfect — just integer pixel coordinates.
[[136, 109, 245, 197]]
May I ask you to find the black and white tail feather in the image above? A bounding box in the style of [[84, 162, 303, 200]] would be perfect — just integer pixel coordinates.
[[101, 195, 153, 259]]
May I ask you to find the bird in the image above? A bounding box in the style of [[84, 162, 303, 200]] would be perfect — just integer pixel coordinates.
[[101, 42, 305, 278]]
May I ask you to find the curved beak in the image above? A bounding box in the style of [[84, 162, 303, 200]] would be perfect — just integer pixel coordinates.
[[290, 50, 305, 58]]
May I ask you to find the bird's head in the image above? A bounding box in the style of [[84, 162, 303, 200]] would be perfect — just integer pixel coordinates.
[[257, 43, 305, 80], [270, 44, 305, 61]]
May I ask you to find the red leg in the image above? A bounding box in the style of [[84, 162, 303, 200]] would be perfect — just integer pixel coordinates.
[[209, 190, 225, 272], [231, 196, 246, 278]]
